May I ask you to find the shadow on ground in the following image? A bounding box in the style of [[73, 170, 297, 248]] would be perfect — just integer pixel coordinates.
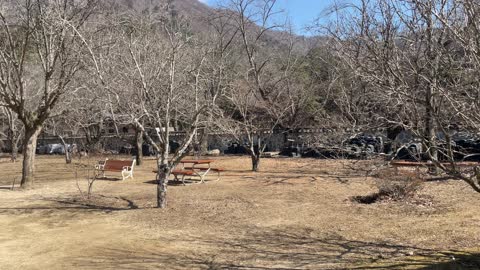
[[96, 177, 123, 182], [143, 180, 201, 186], [71, 227, 480, 269], [0, 195, 139, 214]]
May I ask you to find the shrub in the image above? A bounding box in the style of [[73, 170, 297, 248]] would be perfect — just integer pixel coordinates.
[[353, 169, 424, 204]]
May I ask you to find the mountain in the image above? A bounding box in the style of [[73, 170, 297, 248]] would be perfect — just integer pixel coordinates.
[[168, 0, 212, 18], [2, 0, 317, 53], [111, 0, 212, 22], [107, 0, 315, 53]]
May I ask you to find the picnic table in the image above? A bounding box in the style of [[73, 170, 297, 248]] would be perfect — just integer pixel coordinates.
[[153, 159, 223, 185]]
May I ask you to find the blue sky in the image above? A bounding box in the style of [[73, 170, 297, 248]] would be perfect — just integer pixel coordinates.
[[198, 0, 335, 35]]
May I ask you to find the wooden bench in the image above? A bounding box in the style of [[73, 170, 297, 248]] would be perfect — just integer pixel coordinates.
[[184, 167, 224, 181], [172, 170, 196, 185], [96, 159, 135, 180], [152, 169, 195, 185]]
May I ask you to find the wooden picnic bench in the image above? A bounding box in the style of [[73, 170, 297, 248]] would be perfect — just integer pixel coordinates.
[[152, 159, 223, 185], [184, 166, 224, 181], [152, 169, 195, 185], [95, 159, 135, 180]]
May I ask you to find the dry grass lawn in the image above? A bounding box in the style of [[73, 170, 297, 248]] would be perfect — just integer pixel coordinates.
[[0, 155, 479, 269]]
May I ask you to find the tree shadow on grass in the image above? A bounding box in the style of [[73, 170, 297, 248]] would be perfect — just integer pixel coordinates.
[[238, 175, 328, 186], [52, 195, 139, 211], [96, 177, 123, 181], [143, 179, 201, 186], [0, 195, 139, 214], [415, 253, 480, 270], [71, 227, 479, 269]]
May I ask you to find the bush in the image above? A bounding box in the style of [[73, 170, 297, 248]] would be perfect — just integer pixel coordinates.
[[353, 169, 424, 204]]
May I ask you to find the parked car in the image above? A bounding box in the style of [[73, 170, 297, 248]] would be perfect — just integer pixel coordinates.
[[37, 143, 75, 155], [393, 143, 422, 161], [224, 143, 249, 155], [452, 132, 480, 161], [36, 144, 49, 154], [49, 144, 66, 154]]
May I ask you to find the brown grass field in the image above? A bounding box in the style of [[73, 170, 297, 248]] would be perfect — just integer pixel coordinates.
[[0, 155, 479, 269]]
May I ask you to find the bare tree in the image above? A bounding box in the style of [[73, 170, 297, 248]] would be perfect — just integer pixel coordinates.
[[0, 0, 96, 188], [133, 124, 144, 166], [0, 106, 23, 162], [45, 108, 84, 164], [320, 0, 480, 191], [215, 0, 298, 171], [64, 80, 111, 156], [91, 2, 213, 208]]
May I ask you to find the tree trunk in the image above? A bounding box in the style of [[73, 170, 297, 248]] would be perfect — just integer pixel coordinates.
[[424, 124, 437, 161], [21, 127, 42, 189], [200, 112, 213, 155], [250, 137, 262, 172], [9, 132, 19, 163], [65, 147, 72, 164], [424, 86, 438, 160], [251, 153, 260, 172], [200, 129, 209, 155], [5, 109, 19, 163], [59, 136, 72, 164], [135, 128, 143, 166], [11, 141, 18, 163], [84, 124, 103, 154], [424, 5, 438, 171], [157, 162, 170, 208], [424, 86, 439, 174]]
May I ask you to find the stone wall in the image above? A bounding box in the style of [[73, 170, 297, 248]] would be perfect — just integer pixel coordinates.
[[2, 128, 353, 154]]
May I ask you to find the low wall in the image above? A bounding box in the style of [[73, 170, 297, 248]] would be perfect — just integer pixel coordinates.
[[2, 128, 352, 154]]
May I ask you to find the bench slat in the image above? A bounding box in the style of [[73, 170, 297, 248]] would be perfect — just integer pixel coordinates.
[[172, 170, 195, 176], [152, 170, 195, 175], [104, 160, 133, 171], [96, 159, 135, 181], [184, 167, 224, 172]]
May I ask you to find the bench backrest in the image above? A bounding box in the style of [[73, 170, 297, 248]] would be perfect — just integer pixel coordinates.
[[104, 160, 134, 171]]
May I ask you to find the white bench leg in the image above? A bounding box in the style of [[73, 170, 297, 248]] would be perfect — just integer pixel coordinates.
[[172, 174, 187, 185], [122, 171, 133, 181], [181, 175, 186, 186]]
